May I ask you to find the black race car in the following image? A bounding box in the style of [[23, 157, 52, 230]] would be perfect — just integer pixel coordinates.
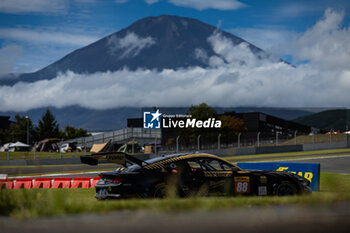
[[80, 152, 311, 199]]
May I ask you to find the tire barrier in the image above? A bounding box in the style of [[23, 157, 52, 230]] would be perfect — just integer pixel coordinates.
[[71, 177, 91, 188], [52, 178, 72, 189], [33, 178, 52, 189], [92, 177, 101, 187], [0, 177, 101, 189], [0, 179, 14, 189], [14, 178, 33, 189]]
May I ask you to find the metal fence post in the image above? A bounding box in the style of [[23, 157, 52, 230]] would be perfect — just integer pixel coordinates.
[[238, 133, 241, 148], [132, 138, 135, 154], [26, 116, 29, 145], [197, 135, 201, 151], [7, 149, 9, 160], [84, 138, 86, 156], [60, 140, 62, 159], [294, 131, 297, 145], [154, 136, 157, 154], [257, 132, 261, 147], [312, 134, 314, 144], [218, 134, 221, 150], [276, 132, 278, 146], [176, 136, 180, 153]]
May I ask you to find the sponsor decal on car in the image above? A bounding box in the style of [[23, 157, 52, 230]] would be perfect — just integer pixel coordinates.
[[258, 186, 267, 196], [204, 171, 232, 177], [259, 175, 267, 184], [106, 154, 126, 165], [234, 176, 250, 194]]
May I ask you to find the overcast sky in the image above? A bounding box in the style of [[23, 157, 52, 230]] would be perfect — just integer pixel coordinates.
[[0, 0, 350, 110]]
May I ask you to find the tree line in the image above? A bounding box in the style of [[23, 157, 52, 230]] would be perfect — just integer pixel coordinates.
[[0, 109, 90, 145]]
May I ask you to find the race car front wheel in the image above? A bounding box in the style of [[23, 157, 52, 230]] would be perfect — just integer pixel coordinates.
[[275, 182, 297, 196]]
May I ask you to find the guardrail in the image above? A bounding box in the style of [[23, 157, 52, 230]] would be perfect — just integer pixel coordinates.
[[61, 127, 161, 148]]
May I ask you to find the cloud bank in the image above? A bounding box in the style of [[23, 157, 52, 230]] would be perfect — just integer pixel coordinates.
[[0, 28, 99, 47], [168, 0, 246, 11], [0, 8, 349, 111], [107, 32, 156, 59], [0, 0, 67, 14], [288, 8, 350, 69], [118, 0, 245, 11], [0, 45, 22, 75], [0, 0, 97, 14]]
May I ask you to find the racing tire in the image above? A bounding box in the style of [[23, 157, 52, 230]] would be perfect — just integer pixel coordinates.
[[275, 181, 297, 196], [153, 183, 167, 198]]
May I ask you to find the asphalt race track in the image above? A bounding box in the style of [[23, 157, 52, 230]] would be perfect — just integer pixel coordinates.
[[3, 153, 350, 178], [279, 156, 350, 174]]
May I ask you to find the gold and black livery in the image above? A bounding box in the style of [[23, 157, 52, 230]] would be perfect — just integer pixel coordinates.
[[80, 152, 312, 199]]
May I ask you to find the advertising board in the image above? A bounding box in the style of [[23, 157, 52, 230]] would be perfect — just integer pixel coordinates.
[[237, 162, 320, 191]]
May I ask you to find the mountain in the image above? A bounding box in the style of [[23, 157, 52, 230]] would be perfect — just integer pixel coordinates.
[[0, 15, 293, 130], [0, 106, 141, 131], [0, 15, 268, 86], [293, 109, 350, 131]]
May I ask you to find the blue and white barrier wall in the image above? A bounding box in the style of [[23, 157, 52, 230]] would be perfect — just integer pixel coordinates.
[[237, 162, 320, 191]]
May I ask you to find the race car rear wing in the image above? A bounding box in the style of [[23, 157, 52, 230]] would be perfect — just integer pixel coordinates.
[[80, 152, 145, 167]]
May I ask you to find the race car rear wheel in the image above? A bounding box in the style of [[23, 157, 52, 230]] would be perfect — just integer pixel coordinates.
[[153, 183, 166, 198], [275, 182, 297, 196]]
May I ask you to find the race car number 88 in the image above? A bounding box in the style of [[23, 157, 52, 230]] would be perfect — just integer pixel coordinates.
[[234, 176, 250, 194], [236, 182, 248, 192]]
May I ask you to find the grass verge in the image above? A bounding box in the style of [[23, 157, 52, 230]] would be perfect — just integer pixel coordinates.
[[1, 173, 349, 219]]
